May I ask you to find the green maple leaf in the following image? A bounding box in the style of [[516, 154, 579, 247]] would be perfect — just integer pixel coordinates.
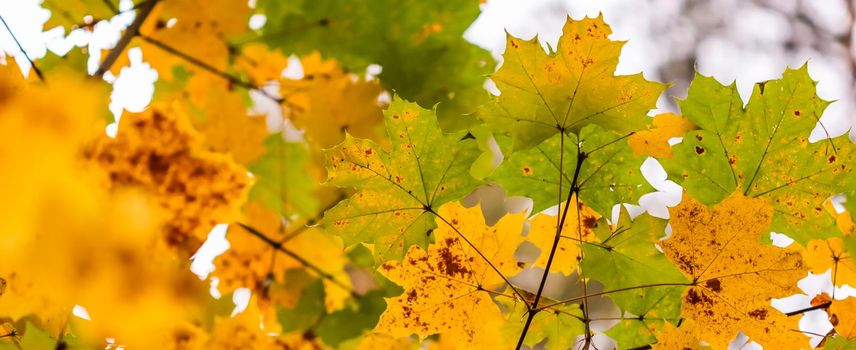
[[259, 0, 494, 129], [246, 134, 319, 217], [824, 335, 856, 350], [42, 0, 122, 29], [660, 65, 856, 243], [481, 16, 666, 150], [499, 295, 586, 350], [581, 210, 685, 348], [489, 124, 651, 216], [320, 97, 480, 263]]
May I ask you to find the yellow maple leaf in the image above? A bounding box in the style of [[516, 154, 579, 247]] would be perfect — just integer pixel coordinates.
[[483, 15, 667, 149], [824, 198, 855, 235], [805, 237, 856, 288], [660, 193, 809, 348], [235, 43, 290, 86], [281, 52, 385, 148], [373, 202, 525, 348], [653, 320, 705, 350], [85, 104, 251, 255], [0, 65, 232, 349], [214, 202, 351, 312], [113, 0, 251, 82], [190, 88, 270, 165], [526, 197, 600, 275], [830, 297, 856, 340], [207, 297, 275, 349], [356, 333, 416, 350], [628, 113, 695, 158]]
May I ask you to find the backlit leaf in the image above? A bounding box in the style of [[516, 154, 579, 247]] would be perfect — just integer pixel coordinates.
[[660, 193, 809, 348], [482, 16, 666, 149], [321, 98, 481, 263], [660, 66, 856, 243]]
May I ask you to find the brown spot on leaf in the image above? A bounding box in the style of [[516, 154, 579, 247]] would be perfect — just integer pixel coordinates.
[[582, 216, 597, 229], [406, 289, 418, 304], [695, 146, 705, 155], [522, 167, 532, 175], [147, 154, 170, 181], [829, 155, 837, 163], [748, 308, 768, 320], [705, 278, 722, 292], [685, 287, 715, 307], [437, 238, 471, 277]]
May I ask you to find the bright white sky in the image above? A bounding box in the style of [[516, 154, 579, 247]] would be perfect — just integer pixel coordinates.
[[1, 0, 853, 348]]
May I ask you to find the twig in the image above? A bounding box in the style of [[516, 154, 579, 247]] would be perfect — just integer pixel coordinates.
[[515, 136, 586, 349], [137, 33, 298, 110], [0, 15, 44, 81], [236, 222, 358, 297], [93, 0, 158, 78], [785, 301, 831, 316]]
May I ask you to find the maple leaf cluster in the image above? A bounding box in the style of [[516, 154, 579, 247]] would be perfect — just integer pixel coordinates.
[[1, 1, 855, 350]]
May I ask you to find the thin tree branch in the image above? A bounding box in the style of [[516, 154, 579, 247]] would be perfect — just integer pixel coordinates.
[[516, 135, 586, 350], [0, 15, 44, 81], [93, 0, 158, 78], [236, 222, 358, 298], [785, 301, 831, 316], [137, 33, 301, 111], [573, 191, 593, 349]]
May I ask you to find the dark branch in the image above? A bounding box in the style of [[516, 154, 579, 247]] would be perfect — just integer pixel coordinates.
[[0, 15, 44, 81], [515, 135, 586, 349], [236, 222, 358, 298], [785, 301, 831, 316], [93, 0, 158, 78], [137, 34, 299, 111]]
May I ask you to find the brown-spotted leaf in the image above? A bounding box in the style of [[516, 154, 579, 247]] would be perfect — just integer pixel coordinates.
[[653, 320, 705, 350], [280, 52, 385, 148], [373, 202, 524, 348], [661, 193, 809, 348], [525, 197, 600, 275], [482, 15, 666, 149], [660, 67, 856, 244], [85, 106, 251, 255], [321, 98, 481, 263]]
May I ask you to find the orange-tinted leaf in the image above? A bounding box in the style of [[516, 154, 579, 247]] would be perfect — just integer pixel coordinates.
[[629, 113, 695, 158], [661, 193, 808, 348]]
